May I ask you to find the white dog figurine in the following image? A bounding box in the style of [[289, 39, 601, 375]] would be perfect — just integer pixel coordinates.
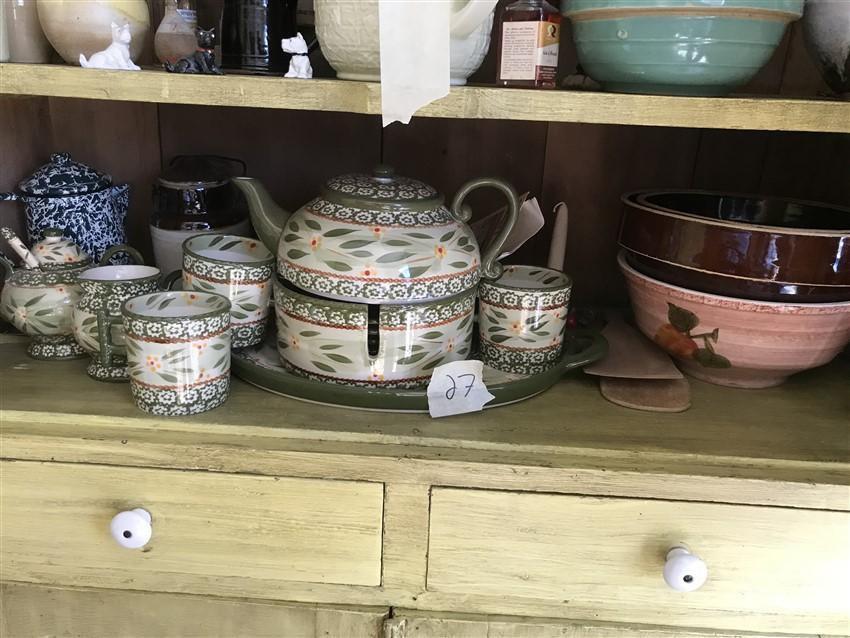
[[281, 33, 312, 79], [80, 22, 140, 71]]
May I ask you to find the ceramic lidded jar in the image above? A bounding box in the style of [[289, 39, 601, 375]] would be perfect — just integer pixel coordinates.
[[0, 229, 92, 360], [274, 166, 519, 304], [0, 152, 131, 263], [803, 0, 850, 97], [315, 0, 498, 85]]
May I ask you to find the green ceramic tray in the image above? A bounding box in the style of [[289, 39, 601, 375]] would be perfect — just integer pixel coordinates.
[[232, 328, 607, 413]]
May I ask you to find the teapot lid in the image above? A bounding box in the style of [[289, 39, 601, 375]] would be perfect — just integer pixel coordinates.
[[322, 166, 441, 208], [19, 153, 113, 196], [32, 228, 91, 270]]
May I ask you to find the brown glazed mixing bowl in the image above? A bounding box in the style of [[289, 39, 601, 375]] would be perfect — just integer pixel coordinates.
[[619, 190, 850, 302]]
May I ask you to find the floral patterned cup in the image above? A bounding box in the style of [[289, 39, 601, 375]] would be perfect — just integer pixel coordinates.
[[478, 265, 572, 375], [122, 291, 232, 416], [73, 265, 162, 382], [177, 234, 274, 349]]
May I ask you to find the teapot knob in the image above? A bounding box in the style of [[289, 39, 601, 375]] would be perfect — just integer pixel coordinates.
[[372, 165, 395, 182], [50, 152, 71, 163], [663, 546, 708, 592], [110, 508, 153, 549]]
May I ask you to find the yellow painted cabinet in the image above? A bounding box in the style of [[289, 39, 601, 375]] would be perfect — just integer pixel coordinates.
[[1, 583, 388, 638], [384, 611, 814, 638], [1, 461, 384, 597], [426, 487, 850, 635]]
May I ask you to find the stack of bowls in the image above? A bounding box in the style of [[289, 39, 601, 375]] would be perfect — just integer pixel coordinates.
[[618, 190, 850, 388]]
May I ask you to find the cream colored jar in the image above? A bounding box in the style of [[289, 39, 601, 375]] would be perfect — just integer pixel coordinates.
[[315, 0, 496, 86]]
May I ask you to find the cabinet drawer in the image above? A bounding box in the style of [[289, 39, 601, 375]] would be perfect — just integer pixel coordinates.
[[427, 488, 850, 634], [1, 583, 388, 638], [1, 461, 383, 594]]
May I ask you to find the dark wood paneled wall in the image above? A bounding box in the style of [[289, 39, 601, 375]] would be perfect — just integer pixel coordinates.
[[1, 21, 847, 306]]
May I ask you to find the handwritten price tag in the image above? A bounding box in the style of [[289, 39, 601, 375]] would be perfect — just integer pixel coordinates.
[[426, 360, 495, 418]]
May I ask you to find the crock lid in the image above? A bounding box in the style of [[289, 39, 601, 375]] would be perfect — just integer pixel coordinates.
[[158, 155, 246, 189], [19, 153, 113, 196], [322, 166, 442, 207]]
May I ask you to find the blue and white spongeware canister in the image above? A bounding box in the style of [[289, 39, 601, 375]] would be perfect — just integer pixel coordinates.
[[0, 152, 130, 263]]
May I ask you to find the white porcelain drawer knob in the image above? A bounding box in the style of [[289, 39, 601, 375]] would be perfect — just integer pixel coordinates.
[[663, 546, 708, 592], [110, 508, 152, 549]]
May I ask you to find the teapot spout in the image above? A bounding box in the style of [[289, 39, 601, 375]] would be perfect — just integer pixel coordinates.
[[231, 177, 290, 254]]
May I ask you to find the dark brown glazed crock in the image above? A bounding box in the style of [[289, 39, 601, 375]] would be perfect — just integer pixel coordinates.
[[619, 190, 850, 301]]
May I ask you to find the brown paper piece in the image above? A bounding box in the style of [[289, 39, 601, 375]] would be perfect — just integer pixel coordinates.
[[584, 316, 683, 380], [600, 377, 691, 413]]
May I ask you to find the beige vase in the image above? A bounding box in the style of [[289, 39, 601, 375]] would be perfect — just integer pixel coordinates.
[[37, 0, 150, 65]]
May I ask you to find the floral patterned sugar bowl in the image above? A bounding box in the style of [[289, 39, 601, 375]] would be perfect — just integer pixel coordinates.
[[0, 227, 140, 360], [232, 166, 520, 303]]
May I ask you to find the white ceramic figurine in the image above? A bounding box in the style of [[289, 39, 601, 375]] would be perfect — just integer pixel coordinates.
[[281, 33, 312, 79], [79, 22, 141, 71]]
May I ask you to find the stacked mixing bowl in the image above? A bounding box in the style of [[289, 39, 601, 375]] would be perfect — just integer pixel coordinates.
[[618, 190, 850, 388]]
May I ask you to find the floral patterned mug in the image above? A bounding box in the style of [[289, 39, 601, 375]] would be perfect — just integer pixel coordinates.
[[168, 233, 274, 349], [478, 265, 572, 375], [122, 291, 232, 416], [74, 264, 162, 382]]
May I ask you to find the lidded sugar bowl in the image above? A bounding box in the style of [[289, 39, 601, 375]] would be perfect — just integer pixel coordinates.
[[232, 166, 520, 388], [1, 228, 92, 359], [0, 228, 138, 360]]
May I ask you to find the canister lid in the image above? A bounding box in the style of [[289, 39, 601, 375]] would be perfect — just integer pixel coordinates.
[[19, 153, 112, 196], [157, 155, 246, 189]]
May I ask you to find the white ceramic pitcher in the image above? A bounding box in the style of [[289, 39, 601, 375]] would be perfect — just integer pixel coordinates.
[[316, 0, 499, 85]]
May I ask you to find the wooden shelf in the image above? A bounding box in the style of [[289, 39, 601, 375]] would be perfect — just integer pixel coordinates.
[[1, 63, 848, 133], [1, 338, 847, 511]]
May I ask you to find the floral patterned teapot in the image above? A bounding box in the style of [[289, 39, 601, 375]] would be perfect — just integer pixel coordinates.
[[232, 166, 520, 304], [0, 227, 142, 360]]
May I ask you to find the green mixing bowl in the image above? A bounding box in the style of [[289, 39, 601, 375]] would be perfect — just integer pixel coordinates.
[[563, 0, 804, 96]]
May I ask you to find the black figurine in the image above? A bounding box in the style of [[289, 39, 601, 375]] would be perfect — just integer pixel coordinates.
[[164, 27, 222, 75]]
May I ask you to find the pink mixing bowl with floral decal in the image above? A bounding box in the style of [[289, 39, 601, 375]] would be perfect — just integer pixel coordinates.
[[618, 252, 850, 388]]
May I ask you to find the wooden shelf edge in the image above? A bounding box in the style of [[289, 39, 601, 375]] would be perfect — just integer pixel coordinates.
[[1, 63, 848, 132]]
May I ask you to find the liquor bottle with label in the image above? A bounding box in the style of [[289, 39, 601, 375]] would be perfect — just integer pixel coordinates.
[[497, 0, 561, 89], [221, 0, 299, 74]]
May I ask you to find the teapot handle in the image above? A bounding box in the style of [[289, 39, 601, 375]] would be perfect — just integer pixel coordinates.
[[451, 0, 499, 39], [161, 270, 183, 290], [0, 192, 20, 202], [450, 178, 519, 281], [99, 244, 145, 266]]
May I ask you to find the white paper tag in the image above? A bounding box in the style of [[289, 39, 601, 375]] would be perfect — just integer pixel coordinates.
[[427, 360, 495, 419]]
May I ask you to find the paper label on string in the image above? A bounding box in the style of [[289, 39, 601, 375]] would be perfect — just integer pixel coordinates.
[[427, 360, 495, 418], [379, 0, 450, 126]]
